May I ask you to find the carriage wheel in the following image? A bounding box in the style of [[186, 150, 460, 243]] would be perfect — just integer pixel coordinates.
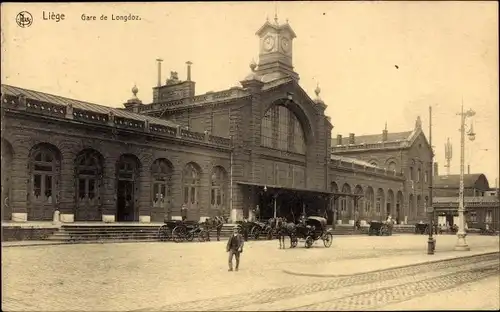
[[323, 233, 333, 248], [305, 236, 314, 248], [186, 231, 194, 242], [157, 225, 170, 242], [172, 226, 185, 243], [291, 235, 298, 248], [380, 226, 388, 236], [252, 228, 261, 240], [197, 230, 206, 242]]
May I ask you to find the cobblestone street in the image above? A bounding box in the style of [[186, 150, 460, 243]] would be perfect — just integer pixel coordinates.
[[2, 235, 499, 311]]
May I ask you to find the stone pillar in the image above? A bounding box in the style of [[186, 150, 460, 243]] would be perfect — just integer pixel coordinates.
[[101, 157, 116, 222], [59, 150, 76, 222], [138, 159, 150, 223], [10, 155, 28, 222]]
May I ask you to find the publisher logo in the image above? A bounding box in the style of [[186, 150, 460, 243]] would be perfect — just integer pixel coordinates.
[[16, 11, 33, 28]]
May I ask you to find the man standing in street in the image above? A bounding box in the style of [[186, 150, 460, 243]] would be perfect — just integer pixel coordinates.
[[226, 226, 244, 272]]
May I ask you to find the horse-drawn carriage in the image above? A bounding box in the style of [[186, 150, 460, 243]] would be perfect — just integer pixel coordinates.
[[157, 220, 209, 242], [368, 220, 393, 236], [235, 220, 273, 240], [290, 216, 333, 248]]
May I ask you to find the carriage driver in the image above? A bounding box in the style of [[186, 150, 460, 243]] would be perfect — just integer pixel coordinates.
[[226, 226, 244, 272]]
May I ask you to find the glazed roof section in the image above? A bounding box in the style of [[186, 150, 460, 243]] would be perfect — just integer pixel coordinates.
[[330, 154, 404, 179], [331, 130, 417, 153], [1, 84, 232, 148], [1, 84, 180, 128]]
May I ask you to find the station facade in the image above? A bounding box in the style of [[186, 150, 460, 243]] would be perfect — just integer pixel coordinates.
[[2, 19, 436, 225]]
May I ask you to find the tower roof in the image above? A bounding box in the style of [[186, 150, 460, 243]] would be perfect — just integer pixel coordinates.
[[255, 20, 297, 38]]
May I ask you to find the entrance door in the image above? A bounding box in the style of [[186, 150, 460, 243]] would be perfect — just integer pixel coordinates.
[[386, 203, 391, 217], [117, 180, 134, 221]]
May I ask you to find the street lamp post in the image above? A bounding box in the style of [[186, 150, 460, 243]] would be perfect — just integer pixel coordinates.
[[427, 105, 435, 254], [455, 104, 476, 251]]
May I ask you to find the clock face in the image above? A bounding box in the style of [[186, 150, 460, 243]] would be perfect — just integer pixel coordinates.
[[263, 35, 275, 51], [281, 38, 290, 53]]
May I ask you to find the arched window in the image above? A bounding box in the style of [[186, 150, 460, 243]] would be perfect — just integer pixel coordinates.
[[211, 166, 227, 212], [31, 147, 58, 202], [76, 150, 102, 201], [388, 161, 397, 172], [29, 144, 60, 220], [183, 163, 200, 207], [75, 150, 103, 221], [261, 105, 306, 154], [151, 159, 172, 205], [417, 168, 421, 182]]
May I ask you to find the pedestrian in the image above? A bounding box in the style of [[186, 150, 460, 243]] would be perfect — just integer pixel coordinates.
[[215, 216, 223, 241], [242, 217, 249, 241], [226, 226, 244, 272]]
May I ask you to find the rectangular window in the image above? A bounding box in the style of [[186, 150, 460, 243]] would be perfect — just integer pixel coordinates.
[[376, 201, 381, 213], [45, 175, 52, 198], [486, 210, 493, 223], [34, 174, 42, 197], [88, 179, 95, 199], [184, 187, 189, 204], [217, 191, 222, 206], [211, 189, 215, 205], [78, 179, 86, 199], [190, 187, 196, 204]]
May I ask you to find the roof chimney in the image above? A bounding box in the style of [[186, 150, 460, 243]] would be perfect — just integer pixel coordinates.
[[433, 162, 439, 177], [337, 134, 342, 145], [349, 133, 355, 144], [186, 61, 193, 81], [382, 122, 388, 141], [156, 58, 163, 87], [467, 164, 470, 174]]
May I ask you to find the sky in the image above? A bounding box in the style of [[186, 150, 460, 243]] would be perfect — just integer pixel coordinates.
[[2, 1, 499, 186]]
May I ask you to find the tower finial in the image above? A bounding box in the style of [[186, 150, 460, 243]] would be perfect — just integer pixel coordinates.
[[315, 83, 321, 97], [385, 121, 387, 131], [132, 83, 138, 98]]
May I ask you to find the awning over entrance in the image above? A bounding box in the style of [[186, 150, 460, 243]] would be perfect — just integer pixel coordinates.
[[235, 181, 332, 196]]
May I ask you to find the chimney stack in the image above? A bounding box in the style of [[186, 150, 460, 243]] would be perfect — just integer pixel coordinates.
[[337, 134, 342, 145], [382, 122, 388, 141], [433, 162, 439, 177], [467, 164, 470, 174], [156, 58, 163, 87], [349, 133, 355, 144], [186, 61, 193, 81]]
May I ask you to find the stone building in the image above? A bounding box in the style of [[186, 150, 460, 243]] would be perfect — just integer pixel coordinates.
[[2, 18, 424, 225], [331, 118, 433, 224], [432, 173, 499, 230]]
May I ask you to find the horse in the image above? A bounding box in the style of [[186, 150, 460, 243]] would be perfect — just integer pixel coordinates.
[[276, 217, 297, 249]]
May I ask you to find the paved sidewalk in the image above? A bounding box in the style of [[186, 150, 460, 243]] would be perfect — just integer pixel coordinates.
[[283, 247, 500, 277], [2, 240, 70, 247]]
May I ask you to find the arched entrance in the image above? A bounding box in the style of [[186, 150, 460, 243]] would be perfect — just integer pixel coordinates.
[[387, 189, 395, 218], [116, 154, 140, 222]]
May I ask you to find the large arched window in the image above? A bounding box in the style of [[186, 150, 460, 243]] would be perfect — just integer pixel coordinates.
[[28, 144, 61, 220], [211, 166, 227, 213], [261, 105, 306, 154], [75, 149, 103, 221], [151, 159, 172, 205], [183, 163, 200, 208]]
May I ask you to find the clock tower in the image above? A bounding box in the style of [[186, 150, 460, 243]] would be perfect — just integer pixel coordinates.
[[254, 17, 299, 82]]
